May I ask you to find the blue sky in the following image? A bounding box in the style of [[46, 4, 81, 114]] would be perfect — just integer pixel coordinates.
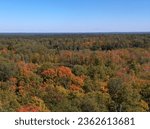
[[0, 0, 150, 32]]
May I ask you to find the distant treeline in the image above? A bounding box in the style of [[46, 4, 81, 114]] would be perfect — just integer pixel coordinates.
[[0, 34, 150, 51]]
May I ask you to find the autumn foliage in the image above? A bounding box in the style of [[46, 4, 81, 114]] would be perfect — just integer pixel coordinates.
[[0, 34, 150, 112]]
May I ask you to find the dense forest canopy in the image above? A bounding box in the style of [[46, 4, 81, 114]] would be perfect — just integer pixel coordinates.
[[0, 33, 149, 112]]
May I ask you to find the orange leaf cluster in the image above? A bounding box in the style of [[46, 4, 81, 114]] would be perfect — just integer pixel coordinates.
[[70, 84, 81, 91], [143, 65, 150, 72], [17, 105, 40, 112], [116, 67, 129, 77], [42, 66, 73, 78], [41, 68, 56, 76], [9, 77, 17, 84], [41, 66, 85, 88], [17, 61, 37, 76], [71, 76, 84, 86], [57, 66, 73, 77], [0, 48, 8, 54]]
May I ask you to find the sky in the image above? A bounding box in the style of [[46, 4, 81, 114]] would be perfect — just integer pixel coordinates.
[[0, 0, 150, 32]]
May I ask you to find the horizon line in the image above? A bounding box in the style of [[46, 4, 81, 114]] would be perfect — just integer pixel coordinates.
[[0, 31, 150, 34]]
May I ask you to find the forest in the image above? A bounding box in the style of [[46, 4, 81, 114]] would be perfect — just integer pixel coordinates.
[[0, 33, 149, 112]]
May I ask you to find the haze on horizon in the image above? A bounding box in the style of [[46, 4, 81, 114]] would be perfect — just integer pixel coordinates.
[[0, 0, 150, 33]]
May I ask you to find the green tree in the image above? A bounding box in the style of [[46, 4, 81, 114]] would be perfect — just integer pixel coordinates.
[[108, 78, 149, 112], [0, 62, 19, 81], [0, 90, 20, 111], [141, 84, 150, 111], [72, 65, 87, 76]]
